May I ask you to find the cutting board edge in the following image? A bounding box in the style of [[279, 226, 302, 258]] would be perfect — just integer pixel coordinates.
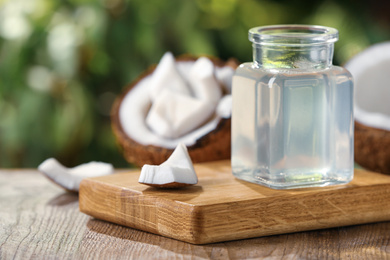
[[79, 177, 205, 243], [191, 183, 390, 244], [79, 175, 390, 244]]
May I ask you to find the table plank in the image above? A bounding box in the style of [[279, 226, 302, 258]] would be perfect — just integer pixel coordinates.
[[1, 169, 390, 259]]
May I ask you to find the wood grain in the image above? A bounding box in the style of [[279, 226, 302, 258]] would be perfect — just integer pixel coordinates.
[[79, 160, 390, 244], [1, 169, 390, 259]]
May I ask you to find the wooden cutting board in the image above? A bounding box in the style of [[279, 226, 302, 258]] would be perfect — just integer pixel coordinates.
[[79, 160, 390, 244]]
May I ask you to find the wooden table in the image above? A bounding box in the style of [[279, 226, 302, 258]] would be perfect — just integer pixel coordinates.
[[1, 169, 390, 259]]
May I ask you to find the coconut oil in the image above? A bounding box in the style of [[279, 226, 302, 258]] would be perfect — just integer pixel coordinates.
[[232, 25, 354, 189]]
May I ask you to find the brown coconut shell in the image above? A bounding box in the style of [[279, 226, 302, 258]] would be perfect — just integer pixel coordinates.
[[355, 121, 390, 174], [111, 54, 239, 167]]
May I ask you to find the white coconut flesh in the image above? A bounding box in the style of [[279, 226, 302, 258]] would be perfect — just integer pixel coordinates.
[[139, 143, 198, 187], [119, 52, 235, 149], [345, 42, 390, 131], [38, 158, 114, 192]]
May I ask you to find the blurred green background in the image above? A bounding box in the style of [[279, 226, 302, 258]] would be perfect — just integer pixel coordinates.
[[1, 0, 389, 168]]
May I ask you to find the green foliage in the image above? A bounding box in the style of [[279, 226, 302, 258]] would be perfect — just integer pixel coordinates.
[[0, 0, 389, 167]]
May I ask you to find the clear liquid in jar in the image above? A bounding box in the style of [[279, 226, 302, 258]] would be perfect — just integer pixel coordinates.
[[231, 63, 354, 189]]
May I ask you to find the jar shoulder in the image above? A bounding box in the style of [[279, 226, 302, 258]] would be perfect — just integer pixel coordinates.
[[235, 63, 353, 83], [326, 66, 354, 86], [329, 65, 353, 77]]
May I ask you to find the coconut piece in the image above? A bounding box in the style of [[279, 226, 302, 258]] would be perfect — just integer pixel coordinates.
[[38, 158, 114, 192], [188, 57, 222, 106], [345, 42, 390, 174], [148, 52, 192, 101], [139, 143, 198, 188], [145, 56, 223, 139], [146, 89, 214, 139], [111, 54, 238, 167], [217, 95, 232, 119]]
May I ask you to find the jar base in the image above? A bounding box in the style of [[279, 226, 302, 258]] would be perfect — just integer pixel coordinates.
[[232, 167, 353, 190]]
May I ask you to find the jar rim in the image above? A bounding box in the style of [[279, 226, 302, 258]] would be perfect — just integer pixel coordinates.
[[249, 25, 339, 46]]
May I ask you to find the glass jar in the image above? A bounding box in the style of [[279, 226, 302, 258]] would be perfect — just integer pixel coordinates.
[[231, 25, 354, 189]]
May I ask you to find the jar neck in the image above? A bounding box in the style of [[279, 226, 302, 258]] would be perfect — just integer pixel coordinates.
[[249, 25, 338, 70], [252, 43, 334, 70]]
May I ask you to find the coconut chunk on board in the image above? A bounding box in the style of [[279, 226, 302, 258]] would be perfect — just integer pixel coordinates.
[[139, 143, 198, 188]]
